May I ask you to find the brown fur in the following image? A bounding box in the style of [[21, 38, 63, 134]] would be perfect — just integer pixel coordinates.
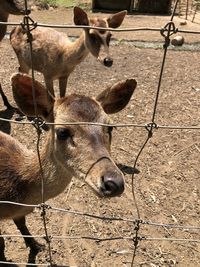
[[0, 73, 137, 264]]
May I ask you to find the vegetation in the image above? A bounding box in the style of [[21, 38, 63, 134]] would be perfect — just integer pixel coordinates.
[[36, 0, 90, 8]]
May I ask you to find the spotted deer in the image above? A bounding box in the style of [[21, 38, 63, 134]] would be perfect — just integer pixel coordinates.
[[0, 0, 27, 109], [10, 7, 127, 98], [0, 73, 137, 264]]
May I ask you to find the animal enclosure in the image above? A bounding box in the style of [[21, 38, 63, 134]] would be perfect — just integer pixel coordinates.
[[0, 1, 200, 266]]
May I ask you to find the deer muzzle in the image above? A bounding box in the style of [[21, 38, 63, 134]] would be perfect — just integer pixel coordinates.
[[84, 156, 125, 198]]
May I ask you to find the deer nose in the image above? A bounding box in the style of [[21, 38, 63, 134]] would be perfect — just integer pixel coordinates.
[[22, 9, 31, 15], [103, 57, 113, 67], [101, 175, 124, 197]]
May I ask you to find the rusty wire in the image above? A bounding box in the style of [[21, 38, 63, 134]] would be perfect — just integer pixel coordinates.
[[1, 200, 200, 230], [1, 0, 200, 266], [1, 20, 200, 35], [3, 115, 200, 131], [2, 116, 200, 131], [1, 233, 200, 244]]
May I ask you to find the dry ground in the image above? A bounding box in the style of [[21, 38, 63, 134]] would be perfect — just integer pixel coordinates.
[[1, 6, 200, 267]]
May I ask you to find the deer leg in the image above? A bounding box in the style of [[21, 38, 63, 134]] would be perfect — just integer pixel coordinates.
[[0, 83, 14, 110], [59, 77, 68, 98], [0, 230, 6, 262], [13, 217, 44, 263], [44, 77, 55, 99], [17, 57, 30, 74]]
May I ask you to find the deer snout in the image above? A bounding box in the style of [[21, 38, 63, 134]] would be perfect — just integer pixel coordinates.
[[100, 173, 124, 197], [103, 57, 113, 67]]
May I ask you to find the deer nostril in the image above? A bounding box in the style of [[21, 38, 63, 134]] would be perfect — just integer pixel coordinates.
[[101, 176, 124, 197], [104, 180, 117, 193], [103, 58, 113, 67]]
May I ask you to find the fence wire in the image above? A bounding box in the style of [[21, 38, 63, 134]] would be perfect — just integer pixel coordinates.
[[0, 0, 200, 266], [131, 1, 181, 264]]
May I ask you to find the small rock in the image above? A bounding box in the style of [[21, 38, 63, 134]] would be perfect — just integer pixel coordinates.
[[171, 35, 185, 46], [180, 20, 187, 26]]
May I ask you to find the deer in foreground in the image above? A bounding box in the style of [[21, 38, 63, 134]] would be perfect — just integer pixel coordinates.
[[0, 73, 137, 264], [10, 7, 127, 98], [0, 0, 28, 109]]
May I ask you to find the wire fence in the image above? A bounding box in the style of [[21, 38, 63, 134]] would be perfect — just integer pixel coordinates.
[[0, 0, 200, 266], [177, 0, 200, 22]]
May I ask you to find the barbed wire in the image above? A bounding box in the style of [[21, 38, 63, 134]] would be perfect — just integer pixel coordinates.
[[1, 0, 200, 266]]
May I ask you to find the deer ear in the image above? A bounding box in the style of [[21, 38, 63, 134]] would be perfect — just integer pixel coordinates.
[[74, 6, 89, 26], [11, 73, 54, 120], [96, 79, 137, 114], [107, 10, 127, 28]]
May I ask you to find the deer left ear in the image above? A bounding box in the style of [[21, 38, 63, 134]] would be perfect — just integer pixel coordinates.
[[11, 73, 54, 120], [107, 10, 127, 28], [74, 6, 89, 26], [96, 79, 137, 114]]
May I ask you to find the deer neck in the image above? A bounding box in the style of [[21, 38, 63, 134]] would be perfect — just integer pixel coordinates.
[[24, 131, 74, 204], [64, 31, 89, 66]]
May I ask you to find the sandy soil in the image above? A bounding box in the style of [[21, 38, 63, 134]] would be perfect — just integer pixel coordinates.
[[0, 6, 200, 267]]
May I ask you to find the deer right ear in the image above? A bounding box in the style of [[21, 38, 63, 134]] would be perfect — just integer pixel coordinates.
[[96, 79, 137, 114], [74, 7, 89, 26], [107, 10, 127, 28], [11, 73, 54, 119]]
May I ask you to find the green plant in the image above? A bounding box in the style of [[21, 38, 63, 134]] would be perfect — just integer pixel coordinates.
[[37, 0, 57, 6], [36, 0, 90, 8]]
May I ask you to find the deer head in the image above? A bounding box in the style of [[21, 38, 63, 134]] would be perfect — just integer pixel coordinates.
[[11, 73, 137, 197], [74, 7, 127, 67]]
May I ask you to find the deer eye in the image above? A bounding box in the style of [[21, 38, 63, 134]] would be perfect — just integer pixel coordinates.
[[89, 33, 101, 46], [56, 128, 72, 140]]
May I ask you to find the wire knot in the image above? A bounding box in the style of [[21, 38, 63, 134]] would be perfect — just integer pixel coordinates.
[[43, 235, 52, 244], [21, 15, 37, 42], [134, 219, 142, 231], [132, 219, 143, 247], [31, 117, 46, 134], [38, 203, 51, 217], [145, 122, 158, 138], [160, 21, 178, 48]]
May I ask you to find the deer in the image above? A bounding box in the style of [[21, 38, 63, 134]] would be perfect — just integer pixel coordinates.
[[0, 73, 137, 265], [10, 7, 127, 99], [0, 0, 28, 109]]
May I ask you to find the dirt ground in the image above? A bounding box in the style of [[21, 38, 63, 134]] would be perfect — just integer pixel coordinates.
[[1, 6, 200, 267]]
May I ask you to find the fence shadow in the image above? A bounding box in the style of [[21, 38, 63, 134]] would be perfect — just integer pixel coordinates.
[[0, 108, 15, 134]]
